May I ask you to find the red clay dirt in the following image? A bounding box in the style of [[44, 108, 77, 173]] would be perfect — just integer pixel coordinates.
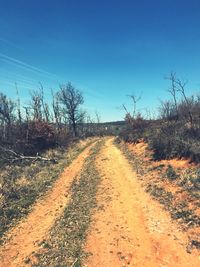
[[0, 142, 96, 267], [84, 138, 200, 267], [127, 141, 193, 169], [127, 141, 200, 242]]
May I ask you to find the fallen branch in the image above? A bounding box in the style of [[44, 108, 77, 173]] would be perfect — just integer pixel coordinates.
[[71, 258, 78, 267], [0, 145, 57, 163]]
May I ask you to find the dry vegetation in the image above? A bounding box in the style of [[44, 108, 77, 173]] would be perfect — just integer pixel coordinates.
[[0, 138, 96, 244], [0, 82, 107, 167], [120, 73, 200, 162]]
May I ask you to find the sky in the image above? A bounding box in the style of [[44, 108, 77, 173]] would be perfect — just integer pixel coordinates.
[[0, 0, 200, 121]]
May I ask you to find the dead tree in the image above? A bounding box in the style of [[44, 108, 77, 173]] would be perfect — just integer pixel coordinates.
[[122, 93, 142, 125], [30, 90, 42, 121], [15, 83, 22, 125], [128, 94, 142, 119], [23, 106, 32, 142], [95, 111, 101, 135], [159, 99, 177, 122], [166, 72, 179, 120], [0, 93, 15, 140], [39, 83, 50, 122], [52, 89, 62, 129], [175, 78, 194, 127], [166, 72, 194, 127], [59, 83, 84, 137]]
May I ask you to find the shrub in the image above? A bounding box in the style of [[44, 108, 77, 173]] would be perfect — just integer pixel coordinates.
[[166, 165, 178, 180], [148, 121, 200, 162], [9, 121, 56, 156], [119, 114, 148, 143]]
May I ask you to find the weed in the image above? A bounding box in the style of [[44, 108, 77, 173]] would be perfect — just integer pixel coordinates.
[[146, 184, 173, 206]]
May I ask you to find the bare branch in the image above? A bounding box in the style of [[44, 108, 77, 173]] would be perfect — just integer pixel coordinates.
[[0, 145, 57, 163]]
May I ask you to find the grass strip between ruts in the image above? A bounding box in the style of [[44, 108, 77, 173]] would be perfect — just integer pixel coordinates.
[[31, 139, 105, 267]]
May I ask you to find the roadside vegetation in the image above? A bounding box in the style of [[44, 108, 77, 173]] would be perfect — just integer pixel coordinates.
[[119, 72, 200, 163], [0, 82, 102, 162], [0, 138, 96, 244]]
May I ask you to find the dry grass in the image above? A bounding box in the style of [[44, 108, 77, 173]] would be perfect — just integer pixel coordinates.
[[0, 138, 96, 243]]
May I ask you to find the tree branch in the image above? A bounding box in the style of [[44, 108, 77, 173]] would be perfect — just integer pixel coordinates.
[[0, 146, 57, 163]]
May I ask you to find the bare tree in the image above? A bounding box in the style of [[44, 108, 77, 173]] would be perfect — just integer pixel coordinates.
[[23, 106, 31, 123], [175, 78, 194, 127], [166, 72, 179, 120], [166, 72, 195, 127], [30, 90, 42, 120], [95, 111, 101, 124], [23, 106, 31, 142], [122, 93, 142, 119], [0, 93, 15, 125], [128, 94, 142, 118], [122, 93, 142, 127], [15, 83, 22, 125], [51, 89, 61, 128], [59, 83, 84, 137], [159, 99, 177, 122], [39, 83, 50, 122], [0, 93, 15, 140]]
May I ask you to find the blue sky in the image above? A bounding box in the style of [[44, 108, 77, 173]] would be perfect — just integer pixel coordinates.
[[0, 0, 200, 121]]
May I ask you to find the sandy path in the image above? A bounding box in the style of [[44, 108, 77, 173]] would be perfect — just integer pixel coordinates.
[[0, 142, 96, 267], [84, 138, 200, 267]]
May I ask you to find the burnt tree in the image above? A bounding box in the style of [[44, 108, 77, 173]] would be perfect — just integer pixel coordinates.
[[59, 83, 84, 137]]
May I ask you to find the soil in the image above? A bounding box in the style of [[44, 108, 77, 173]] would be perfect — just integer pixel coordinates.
[[84, 138, 200, 267]]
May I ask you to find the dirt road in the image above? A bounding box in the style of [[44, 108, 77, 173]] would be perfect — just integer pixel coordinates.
[[84, 138, 200, 267], [0, 137, 199, 267]]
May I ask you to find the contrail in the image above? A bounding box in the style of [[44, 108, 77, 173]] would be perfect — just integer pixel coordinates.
[[0, 70, 41, 87], [0, 37, 20, 49], [0, 52, 59, 80], [0, 80, 37, 91]]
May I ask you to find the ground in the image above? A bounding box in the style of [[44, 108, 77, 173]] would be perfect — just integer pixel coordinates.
[[0, 137, 199, 267]]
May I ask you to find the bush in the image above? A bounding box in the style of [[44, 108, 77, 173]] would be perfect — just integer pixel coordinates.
[[148, 121, 200, 162], [119, 114, 148, 143], [21, 120, 56, 155], [166, 165, 178, 180]]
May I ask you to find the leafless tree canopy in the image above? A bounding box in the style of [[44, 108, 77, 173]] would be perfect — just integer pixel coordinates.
[[59, 83, 84, 137]]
